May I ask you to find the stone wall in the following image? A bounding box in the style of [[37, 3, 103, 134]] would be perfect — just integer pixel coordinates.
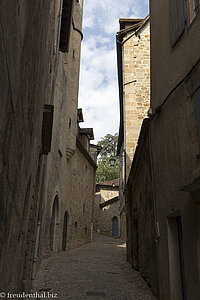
[[150, 70, 200, 299], [126, 119, 158, 295], [123, 21, 150, 177], [94, 184, 120, 237], [38, 0, 97, 261], [117, 19, 150, 245], [0, 0, 97, 293], [150, 2, 200, 298], [119, 209, 127, 242], [0, 0, 56, 292]]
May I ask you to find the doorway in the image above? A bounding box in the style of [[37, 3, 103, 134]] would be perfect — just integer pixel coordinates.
[[112, 216, 118, 237]]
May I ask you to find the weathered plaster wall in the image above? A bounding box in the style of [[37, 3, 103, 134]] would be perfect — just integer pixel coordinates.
[[150, 1, 200, 298], [150, 76, 200, 299], [150, 0, 200, 109]]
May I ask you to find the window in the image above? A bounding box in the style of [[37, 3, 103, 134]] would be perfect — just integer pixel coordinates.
[[59, 0, 73, 53], [169, 0, 200, 47], [187, 0, 200, 23]]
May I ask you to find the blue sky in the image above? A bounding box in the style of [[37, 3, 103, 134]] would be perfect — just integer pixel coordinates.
[[78, 0, 149, 142]]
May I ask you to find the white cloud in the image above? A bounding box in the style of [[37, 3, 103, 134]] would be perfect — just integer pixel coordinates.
[[83, 0, 147, 34], [79, 0, 149, 142]]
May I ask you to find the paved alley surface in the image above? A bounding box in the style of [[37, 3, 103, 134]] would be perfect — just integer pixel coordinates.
[[33, 235, 157, 300]]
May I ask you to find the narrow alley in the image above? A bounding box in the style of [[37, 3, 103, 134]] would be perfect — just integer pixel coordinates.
[[1, 1, 200, 299], [33, 235, 156, 300]]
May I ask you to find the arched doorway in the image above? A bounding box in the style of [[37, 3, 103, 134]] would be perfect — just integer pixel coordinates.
[[50, 195, 59, 251], [112, 216, 118, 237], [62, 211, 68, 251]]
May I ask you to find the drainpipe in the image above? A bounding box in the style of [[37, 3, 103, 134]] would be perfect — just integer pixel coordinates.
[[31, 0, 63, 283]]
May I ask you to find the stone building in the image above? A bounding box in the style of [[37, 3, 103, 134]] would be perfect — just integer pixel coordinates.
[[149, 0, 200, 298], [126, 119, 158, 295], [94, 179, 120, 237], [0, 0, 98, 294], [116, 17, 150, 241], [0, 0, 57, 293], [127, 1, 200, 299]]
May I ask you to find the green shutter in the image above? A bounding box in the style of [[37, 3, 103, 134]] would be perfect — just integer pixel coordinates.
[[169, 0, 186, 47]]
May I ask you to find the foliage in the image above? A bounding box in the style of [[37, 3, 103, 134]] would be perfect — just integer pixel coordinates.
[[96, 133, 119, 183]]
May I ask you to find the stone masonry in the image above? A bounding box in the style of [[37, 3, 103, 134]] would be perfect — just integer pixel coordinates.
[[0, 0, 98, 293], [123, 18, 150, 177], [117, 17, 150, 243], [94, 179, 120, 237], [126, 119, 159, 296], [0, 0, 56, 293]]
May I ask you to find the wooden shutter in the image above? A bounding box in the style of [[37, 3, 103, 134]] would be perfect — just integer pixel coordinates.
[[169, 0, 185, 47]]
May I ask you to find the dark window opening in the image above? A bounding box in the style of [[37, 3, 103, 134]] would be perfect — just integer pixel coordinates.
[[59, 0, 73, 53]]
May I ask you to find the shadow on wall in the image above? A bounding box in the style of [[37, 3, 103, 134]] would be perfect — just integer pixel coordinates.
[[50, 194, 59, 252], [62, 211, 69, 251]]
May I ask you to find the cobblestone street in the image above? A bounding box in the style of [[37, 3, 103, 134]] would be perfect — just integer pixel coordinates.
[[33, 235, 157, 300]]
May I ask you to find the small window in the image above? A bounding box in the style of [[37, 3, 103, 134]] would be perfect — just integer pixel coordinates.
[[59, 0, 73, 53]]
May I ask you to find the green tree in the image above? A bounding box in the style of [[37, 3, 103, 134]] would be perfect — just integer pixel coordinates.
[[96, 133, 119, 183]]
